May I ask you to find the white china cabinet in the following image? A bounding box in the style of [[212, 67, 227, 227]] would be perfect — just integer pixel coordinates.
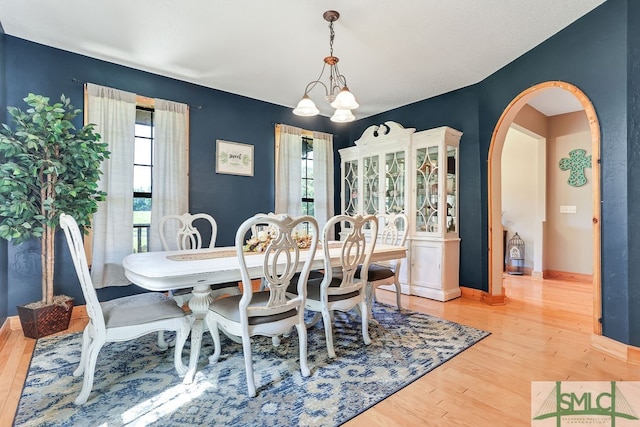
[[339, 121, 462, 301]]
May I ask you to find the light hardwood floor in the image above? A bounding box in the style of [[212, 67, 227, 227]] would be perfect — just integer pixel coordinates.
[[2, 276, 639, 426]]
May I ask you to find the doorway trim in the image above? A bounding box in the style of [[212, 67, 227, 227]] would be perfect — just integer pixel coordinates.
[[487, 81, 601, 335]]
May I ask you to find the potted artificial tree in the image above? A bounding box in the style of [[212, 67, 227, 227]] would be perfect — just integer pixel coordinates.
[[0, 93, 109, 339]]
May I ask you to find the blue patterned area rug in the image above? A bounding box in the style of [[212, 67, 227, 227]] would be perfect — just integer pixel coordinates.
[[15, 303, 489, 426]]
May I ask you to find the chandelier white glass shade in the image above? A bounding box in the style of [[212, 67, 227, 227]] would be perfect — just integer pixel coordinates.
[[292, 10, 359, 123], [330, 108, 355, 123], [292, 95, 319, 117]]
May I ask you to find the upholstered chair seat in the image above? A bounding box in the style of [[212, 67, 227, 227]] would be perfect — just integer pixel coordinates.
[[100, 293, 187, 328], [209, 291, 298, 325], [355, 263, 395, 282]]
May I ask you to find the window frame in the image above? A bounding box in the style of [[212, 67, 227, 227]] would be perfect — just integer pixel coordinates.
[[301, 135, 314, 216], [132, 103, 155, 253]]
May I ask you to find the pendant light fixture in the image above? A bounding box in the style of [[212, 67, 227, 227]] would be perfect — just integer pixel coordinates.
[[292, 10, 359, 123]]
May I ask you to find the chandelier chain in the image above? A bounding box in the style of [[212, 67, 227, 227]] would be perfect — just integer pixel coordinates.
[[329, 21, 335, 57]]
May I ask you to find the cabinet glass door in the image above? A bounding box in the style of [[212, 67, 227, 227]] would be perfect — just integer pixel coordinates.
[[343, 159, 358, 217], [446, 145, 457, 233], [385, 150, 405, 214], [415, 146, 439, 233], [363, 155, 380, 216]]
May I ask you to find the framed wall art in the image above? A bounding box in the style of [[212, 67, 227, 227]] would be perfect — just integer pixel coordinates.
[[216, 140, 254, 176]]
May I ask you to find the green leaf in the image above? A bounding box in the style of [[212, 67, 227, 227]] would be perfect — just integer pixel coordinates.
[[0, 93, 109, 299]]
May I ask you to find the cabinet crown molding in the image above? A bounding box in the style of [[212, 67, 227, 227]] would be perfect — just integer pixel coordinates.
[[355, 121, 416, 146]]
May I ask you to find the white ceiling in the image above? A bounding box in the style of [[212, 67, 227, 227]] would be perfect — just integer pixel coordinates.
[[0, 0, 604, 119], [526, 87, 585, 117]]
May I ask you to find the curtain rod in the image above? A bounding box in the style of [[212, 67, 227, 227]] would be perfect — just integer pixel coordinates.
[[72, 78, 203, 110]]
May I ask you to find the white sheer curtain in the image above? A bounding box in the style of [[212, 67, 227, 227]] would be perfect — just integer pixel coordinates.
[[312, 130, 334, 232], [274, 124, 334, 232], [275, 124, 302, 217], [148, 99, 189, 252], [86, 83, 137, 288]]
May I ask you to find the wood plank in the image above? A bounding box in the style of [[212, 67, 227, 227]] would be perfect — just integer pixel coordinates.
[[0, 332, 34, 426], [544, 269, 592, 283]]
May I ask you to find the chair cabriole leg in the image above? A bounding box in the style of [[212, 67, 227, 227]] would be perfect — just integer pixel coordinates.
[[394, 280, 402, 310], [74, 339, 104, 405], [360, 300, 371, 345], [242, 335, 256, 397], [296, 316, 310, 377], [322, 309, 336, 358], [73, 326, 91, 377]]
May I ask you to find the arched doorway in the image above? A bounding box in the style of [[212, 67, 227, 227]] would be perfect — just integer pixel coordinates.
[[487, 81, 602, 335]]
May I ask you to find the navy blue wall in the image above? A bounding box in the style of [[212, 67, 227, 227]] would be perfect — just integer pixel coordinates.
[[2, 0, 640, 346], [0, 22, 7, 327], [626, 0, 640, 345], [1, 35, 350, 315]]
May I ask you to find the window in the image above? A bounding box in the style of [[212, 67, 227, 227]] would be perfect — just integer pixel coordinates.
[[300, 136, 315, 234], [275, 124, 333, 234], [133, 107, 154, 253], [301, 136, 314, 217]]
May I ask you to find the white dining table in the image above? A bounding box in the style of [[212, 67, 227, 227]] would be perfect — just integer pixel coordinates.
[[122, 242, 407, 384]]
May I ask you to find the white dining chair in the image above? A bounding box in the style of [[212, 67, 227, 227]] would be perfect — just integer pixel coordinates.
[[205, 213, 319, 397], [60, 213, 190, 405], [357, 213, 408, 318], [157, 212, 241, 347], [289, 214, 378, 358], [250, 212, 323, 291], [159, 212, 240, 303]]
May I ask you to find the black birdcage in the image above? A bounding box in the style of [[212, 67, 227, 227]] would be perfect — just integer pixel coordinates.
[[507, 232, 525, 275]]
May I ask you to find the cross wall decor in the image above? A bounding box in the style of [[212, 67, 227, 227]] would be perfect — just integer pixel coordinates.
[[559, 149, 591, 187]]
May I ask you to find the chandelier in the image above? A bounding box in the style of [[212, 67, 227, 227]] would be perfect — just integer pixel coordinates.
[[292, 10, 359, 123]]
